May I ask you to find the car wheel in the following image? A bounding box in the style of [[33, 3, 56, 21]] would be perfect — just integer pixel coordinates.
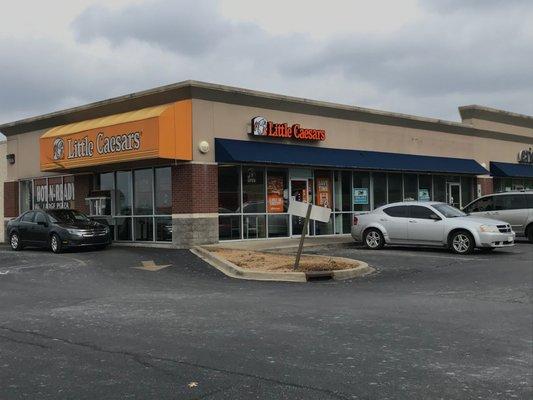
[[449, 231, 474, 255], [527, 225, 533, 244], [364, 228, 384, 250], [10, 232, 23, 251], [50, 234, 63, 254]]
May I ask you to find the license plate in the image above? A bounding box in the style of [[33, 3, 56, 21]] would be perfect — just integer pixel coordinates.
[[508, 236, 513, 242]]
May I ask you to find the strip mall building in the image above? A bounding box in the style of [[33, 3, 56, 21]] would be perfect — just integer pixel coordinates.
[[1, 81, 532, 246]]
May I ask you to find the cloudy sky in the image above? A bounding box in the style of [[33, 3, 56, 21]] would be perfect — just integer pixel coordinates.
[[1, 0, 532, 140]]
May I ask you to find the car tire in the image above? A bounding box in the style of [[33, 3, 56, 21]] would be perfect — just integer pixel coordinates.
[[10, 232, 23, 251], [364, 228, 385, 250], [50, 234, 63, 254], [527, 224, 533, 244], [449, 230, 475, 255]]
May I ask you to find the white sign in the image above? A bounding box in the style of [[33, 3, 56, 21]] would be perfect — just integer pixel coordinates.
[[288, 201, 331, 223]]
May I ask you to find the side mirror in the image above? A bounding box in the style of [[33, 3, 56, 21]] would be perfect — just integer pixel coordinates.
[[430, 213, 441, 221]]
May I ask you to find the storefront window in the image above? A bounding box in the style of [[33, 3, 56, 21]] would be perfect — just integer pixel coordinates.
[[334, 171, 352, 212], [373, 172, 387, 208], [134, 217, 153, 241], [315, 170, 333, 209], [353, 172, 370, 212], [387, 173, 403, 203], [461, 177, 474, 207], [403, 174, 418, 201], [418, 175, 432, 202], [267, 169, 288, 213], [116, 171, 132, 215], [133, 169, 153, 215], [243, 215, 266, 239], [242, 167, 265, 213], [116, 217, 132, 241], [219, 215, 241, 240], [268, 214, 289, 238], [433, 176, 447, 202], [99, 172, 114, 191], [218, 166, 240, 213], [315, 215, 334, 235], [19, 180, 32, 213], [155, 217, 172, 242], [155, 167, 172, 215]]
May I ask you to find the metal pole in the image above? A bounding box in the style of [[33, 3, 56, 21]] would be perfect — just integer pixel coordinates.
[[294, 203, 312, 271]]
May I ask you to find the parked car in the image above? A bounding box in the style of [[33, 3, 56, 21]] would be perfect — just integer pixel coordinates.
[[463, 191, 533, 243], [351, 201, 515, 254], [7, 209, 111, 253]]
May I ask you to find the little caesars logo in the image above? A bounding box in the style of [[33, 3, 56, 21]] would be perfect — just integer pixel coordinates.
[[53, 131, 142, 161], [517, 147, 533, 164], [250, 116, 326, 141]]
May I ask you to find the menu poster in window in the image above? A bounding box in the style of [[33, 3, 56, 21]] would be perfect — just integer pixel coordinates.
[[33, 176, 75, 209], [267, 176, 285, 213], [315, 177, 332, 208], [418, 189, 430, 201]]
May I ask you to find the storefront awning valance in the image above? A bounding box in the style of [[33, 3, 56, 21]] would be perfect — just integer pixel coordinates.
[[40, 101, 192, 171], [215, 139, 488, 175], [490, 161, 533, 178]]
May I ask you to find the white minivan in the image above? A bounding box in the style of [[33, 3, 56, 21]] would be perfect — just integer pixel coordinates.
[[463, 191, 533, 243]]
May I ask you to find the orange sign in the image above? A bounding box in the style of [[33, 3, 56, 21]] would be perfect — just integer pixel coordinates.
[[267, 175, 285, 213], [40, 101, 192, 171], [250, 116, 326, 141]]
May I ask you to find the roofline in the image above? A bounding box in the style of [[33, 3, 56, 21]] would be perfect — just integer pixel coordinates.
[[0, 80, 531, 144], [459, 104, 533, 129]]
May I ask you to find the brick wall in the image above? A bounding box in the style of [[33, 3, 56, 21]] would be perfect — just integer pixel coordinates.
[[477, 177, 493, 196], [74, 174, 92, 213], [4, 181, 19, 217], [172, 163, 218, 214]]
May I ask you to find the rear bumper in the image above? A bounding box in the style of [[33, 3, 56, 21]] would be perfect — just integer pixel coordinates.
[[477, 231, 515, 248]]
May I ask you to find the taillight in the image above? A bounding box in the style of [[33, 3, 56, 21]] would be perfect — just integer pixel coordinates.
[[353, 216, 358, 225]]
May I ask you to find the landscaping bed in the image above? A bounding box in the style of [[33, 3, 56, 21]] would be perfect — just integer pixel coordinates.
[[208, 248, 361, 272]]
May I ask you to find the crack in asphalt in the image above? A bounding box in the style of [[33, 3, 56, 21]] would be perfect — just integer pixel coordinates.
[[0, 325, 352, 400]]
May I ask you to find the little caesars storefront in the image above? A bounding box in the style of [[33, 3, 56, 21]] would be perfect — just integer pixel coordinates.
[[2, 81, 532, 246]]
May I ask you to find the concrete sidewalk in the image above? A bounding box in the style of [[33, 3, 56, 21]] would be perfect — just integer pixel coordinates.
[[203, 235, 354, 252]]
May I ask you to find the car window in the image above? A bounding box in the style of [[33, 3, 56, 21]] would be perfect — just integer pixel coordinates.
[[21, 211, 35, 222], [409, 206, 437, 219], [432, 203, 465, 218], [494, 194, 527, 211], [34, 212, 47, 224], [467, 196, 494, 212], [383, 205, 409, 218], [526, 194, 533, 208]]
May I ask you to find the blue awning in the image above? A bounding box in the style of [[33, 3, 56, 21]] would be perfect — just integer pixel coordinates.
[[490, 161, 533, 178], [215, 139, 488, 175]]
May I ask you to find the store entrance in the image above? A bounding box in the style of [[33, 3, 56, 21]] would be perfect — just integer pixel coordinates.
[[447, 182, 461, 208], [290, 179, 308, 236]]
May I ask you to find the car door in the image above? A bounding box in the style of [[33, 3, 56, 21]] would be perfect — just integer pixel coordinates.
[[18, 211, 36, 244], [493, 194, 528, 235], [407, 205, 444, 244], [381, 205, 409, 242], [32, 212, 51, 246], [464, 195, 494, 218]]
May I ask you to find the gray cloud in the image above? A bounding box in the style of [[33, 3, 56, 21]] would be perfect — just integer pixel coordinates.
[[1, 0, 532, 138]]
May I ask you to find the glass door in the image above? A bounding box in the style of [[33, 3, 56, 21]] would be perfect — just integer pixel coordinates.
[[447, 182, 461, 208], [290, 179, 308, 236]]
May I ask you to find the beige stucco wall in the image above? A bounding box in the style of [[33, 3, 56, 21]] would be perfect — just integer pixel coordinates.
[[2, 99, 532, 182], [462, 118, 533, 138], [192, 99, 533, 168], [0, 141, 6, 242]]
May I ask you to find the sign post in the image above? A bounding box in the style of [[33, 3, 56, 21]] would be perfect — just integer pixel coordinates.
[[288, 200, 332, 271]]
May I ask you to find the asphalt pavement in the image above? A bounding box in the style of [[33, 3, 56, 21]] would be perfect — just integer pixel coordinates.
[[0, 241, 531, 399]]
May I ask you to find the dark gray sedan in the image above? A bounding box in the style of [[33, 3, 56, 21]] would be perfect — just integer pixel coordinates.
[[7, 209, 111, 253]]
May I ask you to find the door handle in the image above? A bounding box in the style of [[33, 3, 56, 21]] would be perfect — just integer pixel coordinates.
[[379, 218, 388, 222], [409, 220, 417, 223]]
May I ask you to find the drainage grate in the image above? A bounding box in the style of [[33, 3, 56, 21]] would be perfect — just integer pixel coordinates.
[[305, 271, 334, 282]]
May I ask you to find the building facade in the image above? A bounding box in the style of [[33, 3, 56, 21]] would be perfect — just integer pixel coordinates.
[[0, 140, 5, 242], [1, 81, 532, 246]]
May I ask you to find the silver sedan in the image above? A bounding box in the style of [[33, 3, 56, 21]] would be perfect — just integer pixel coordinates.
[[351, 201, 515, 254]]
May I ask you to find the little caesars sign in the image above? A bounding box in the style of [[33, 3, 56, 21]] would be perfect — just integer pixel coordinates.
[[53, 131, 141, 161], [517, 147, 533, 164]]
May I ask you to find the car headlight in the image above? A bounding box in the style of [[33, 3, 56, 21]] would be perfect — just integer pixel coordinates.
[[478, 225, 499, 233], [67, 228, 83, 236]]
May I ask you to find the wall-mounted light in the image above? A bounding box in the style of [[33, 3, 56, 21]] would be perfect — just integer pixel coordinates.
[[6, 153, 15, 165], [198, 141, 210, 154]]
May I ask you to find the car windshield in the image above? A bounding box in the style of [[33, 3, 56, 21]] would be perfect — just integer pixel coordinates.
[[47, 210, 90, 223], [432, 203, 466, 218]]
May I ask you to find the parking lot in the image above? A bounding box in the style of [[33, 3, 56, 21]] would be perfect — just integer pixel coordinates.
[[0, 241, 531, 399]]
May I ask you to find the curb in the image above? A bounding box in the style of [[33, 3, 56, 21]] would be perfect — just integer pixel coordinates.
[[191, 246, 374, 283]]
